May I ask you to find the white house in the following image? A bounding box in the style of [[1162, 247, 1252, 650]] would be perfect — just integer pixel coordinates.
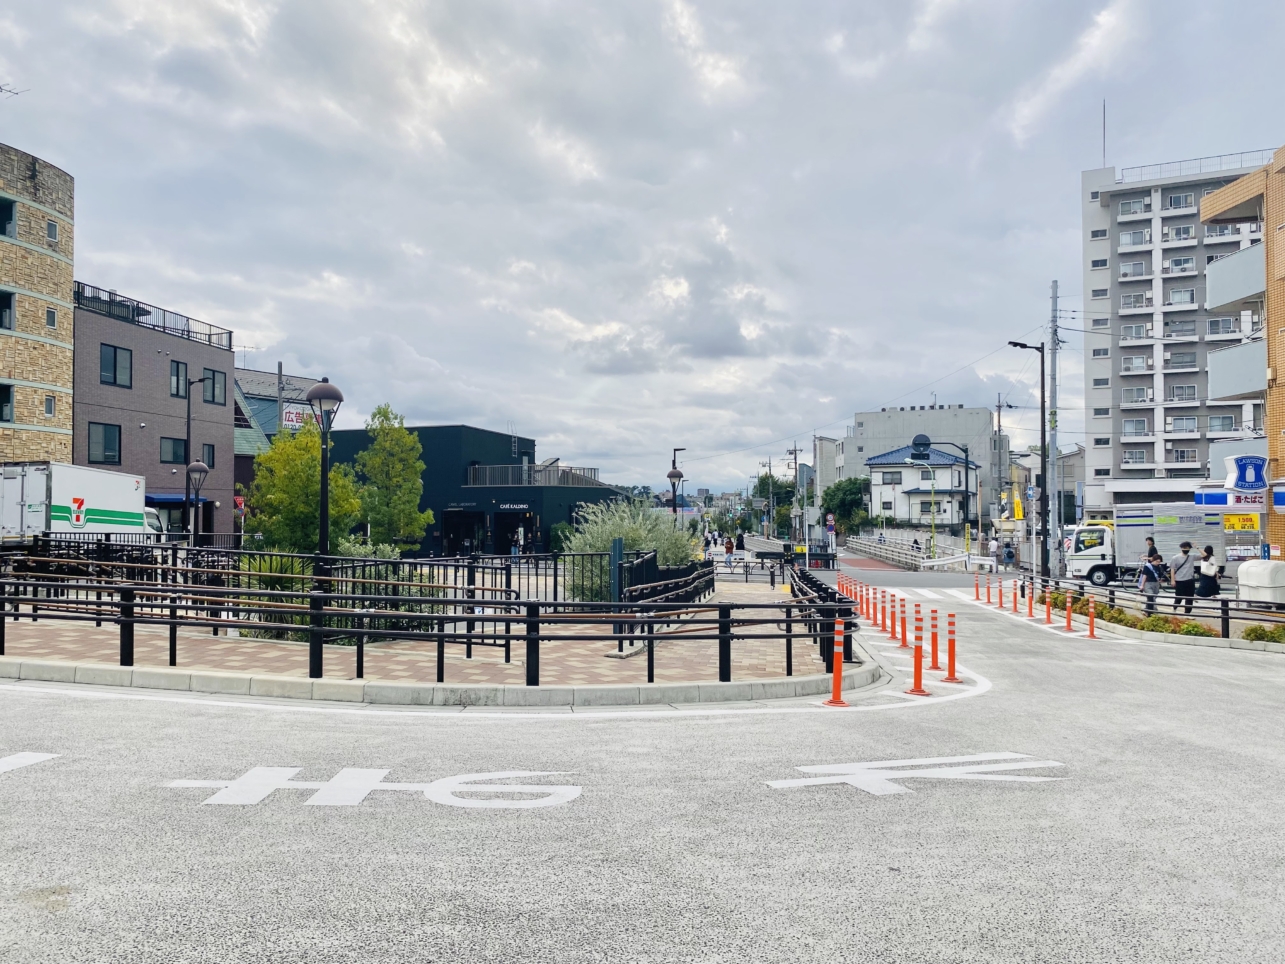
[[866, 445, 979, 529]]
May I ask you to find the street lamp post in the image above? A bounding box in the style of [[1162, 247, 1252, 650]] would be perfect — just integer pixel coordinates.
[[184, 375, 209, 536], [305, 377, 345, 557], [930, 440, 972, 552], [667, 448, 685, 530], [1009, 340, 1048, 578], [186, 460, 209, 545]]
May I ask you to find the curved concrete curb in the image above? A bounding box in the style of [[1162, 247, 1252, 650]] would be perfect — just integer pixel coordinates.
[[0, 655, 880, 706], [1062, 611, 1285, 654]]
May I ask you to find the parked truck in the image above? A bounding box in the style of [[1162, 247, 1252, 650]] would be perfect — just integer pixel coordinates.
[[1066, 502, 1260, 587], [0, 461, 165, 543]]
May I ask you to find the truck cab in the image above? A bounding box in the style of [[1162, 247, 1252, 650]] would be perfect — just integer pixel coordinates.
[[1067, 524, 1115, 586], [143, 507, 166, 540]]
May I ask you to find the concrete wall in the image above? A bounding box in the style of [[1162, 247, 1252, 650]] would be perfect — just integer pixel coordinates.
[[1206, 242, 1266, 312]]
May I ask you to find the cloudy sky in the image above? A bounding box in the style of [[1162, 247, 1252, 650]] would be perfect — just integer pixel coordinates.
[[2, 1, 1280, 491]]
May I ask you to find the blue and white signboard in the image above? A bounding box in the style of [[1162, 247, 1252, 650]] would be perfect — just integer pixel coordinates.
[[1225, 454, 1268, 491]]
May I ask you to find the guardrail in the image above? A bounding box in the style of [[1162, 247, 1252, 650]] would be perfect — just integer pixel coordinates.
[[846, 536, 993, 572]]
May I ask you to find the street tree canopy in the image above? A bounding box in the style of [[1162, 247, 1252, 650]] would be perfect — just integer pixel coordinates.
[[355, 404, 434, 551], [242, 420, 363, 552], [821, 477, 869, 534]]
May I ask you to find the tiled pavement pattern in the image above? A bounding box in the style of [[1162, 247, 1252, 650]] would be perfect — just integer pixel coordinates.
[[0, 577, 829, 686]]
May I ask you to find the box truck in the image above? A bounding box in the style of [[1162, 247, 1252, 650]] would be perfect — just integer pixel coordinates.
[[0, 462, 165, 543], [1066, 502, 1258, 586]]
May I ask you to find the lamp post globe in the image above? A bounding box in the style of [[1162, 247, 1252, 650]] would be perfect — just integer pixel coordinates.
[[186, 460, 210, 543], [305, 377, 344, 557], [666, 467, 683, 528]]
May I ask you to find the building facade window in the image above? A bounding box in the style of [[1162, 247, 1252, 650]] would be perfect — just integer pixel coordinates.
[[1120, 198, 1150, 215], [1165, 193, 1194, 210], [1121, 324, 1150, 339], [1093, 437, 1111, 446], [203, 369, 226, 405], [1164, 256, 1195, 274], [43, 395, 54, 417], [160, 437, 188, 464], [99, 344, 132, 388], [1121, 355, 1149, 372], [1093, 407, 1110, 417], [1122, 450, 1148, 464], [170, 361, 188, 398], [1168, 416, 1197, 433], [1121, 229, 1150, 245], [1123, 419, 1148, 436], [0, 199, 13, 237], [46, 220, 58, 242], [0, 291, 11, 330], [1165, 319, 1196, 338], [45, 307, 56, 329], [1121, 292, 1152, 309], [920, 469, 933, 481], [0, 384, 12, 422], [1169, 385, 1197, 401], [1092, 288, 1109, 299], [1094, 468, 1111, 477], [881, 471, 902, 485], [1093, 377, 1110, 387], [1209, 416, 1236, 432], [1092, 348, 1110, 358], [1122, 387, 1152, 403], [1092, 317, 1109, 328], [1208, 317, 1239, 334], [1173, 448, 1198, 463], [202, 443, 215, 468], [1164, 224, 1194, 242], [1090, 228, 1108, 239], [1119, 261, 1146, 278], [1091, 258, 1108, 269], [881, 501, 892, 511], [89, 423, 121, 464], [1167, 352, 1197, 369]]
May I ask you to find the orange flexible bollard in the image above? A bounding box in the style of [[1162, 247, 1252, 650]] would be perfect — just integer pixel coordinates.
[[1028, 578, 1034, 618], [942, 613, 961, 683], [914, 603, 922, 649], [1012, 579, 1018, 613], [986, 576, 992, 605], [906, 643, 930, 696], [1088, 595, 1097, 639], [974, 572, 980, 600], [824, 614, 848, 706], [1044, 584, 1052, 625], [900, 601, 909, 649], [998, 579, 1004, 610], [887, 592, 898, 640], [1065, 590, 1073, 632], [929, 609, 941, 670], [881, 591, 889, 634]]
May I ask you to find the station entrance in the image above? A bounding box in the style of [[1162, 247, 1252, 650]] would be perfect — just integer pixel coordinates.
[[493, 509, 537, 554]]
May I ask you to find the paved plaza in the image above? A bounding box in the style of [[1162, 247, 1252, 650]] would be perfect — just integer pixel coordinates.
[[3, 558, 1285, 961]]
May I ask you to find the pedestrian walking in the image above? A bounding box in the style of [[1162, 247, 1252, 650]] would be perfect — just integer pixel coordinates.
[[724, 537, 735, 570], [1196, 545, 1222, 599], [988, 536, 1000, 573], [1138, 552, 1162, 615], [1169, 541, 1196, 614]]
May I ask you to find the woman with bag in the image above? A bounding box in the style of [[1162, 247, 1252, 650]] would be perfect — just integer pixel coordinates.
[[1196, 545, 1222, 598]]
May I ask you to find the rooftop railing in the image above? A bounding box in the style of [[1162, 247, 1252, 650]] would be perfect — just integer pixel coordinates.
[[1119, 150, 1276, 184], [74, 282, 233, 350], [466, 464, 602, 487]]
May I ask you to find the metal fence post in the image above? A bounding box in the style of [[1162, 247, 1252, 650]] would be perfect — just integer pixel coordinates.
[[718, 604, 732, 682], [843, 607, 854, 663], [119, 587, 135, 667], [356, 612, 366, 679], [466, 560, 476, 659], [436, 617, 445, 683], [504, 563, 512, 663], [784, 604, 792, 677], [0, 583, 5, 656], [309, 589, 324, 679], [1221, 598, 1230, 640], [525, 602, 540, 686]]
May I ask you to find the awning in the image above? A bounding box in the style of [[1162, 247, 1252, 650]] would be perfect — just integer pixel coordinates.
[[146, 494, 209, 504]]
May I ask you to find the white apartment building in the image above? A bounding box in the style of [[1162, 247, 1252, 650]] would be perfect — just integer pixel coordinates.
[[1081, 151, 1273, 517]]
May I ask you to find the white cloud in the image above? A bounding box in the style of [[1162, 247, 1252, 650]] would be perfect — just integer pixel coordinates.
[[664, 0, 743, 95]]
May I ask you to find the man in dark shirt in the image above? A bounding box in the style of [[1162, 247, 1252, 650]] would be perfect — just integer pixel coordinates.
[[1170, 541, 1196, 614]]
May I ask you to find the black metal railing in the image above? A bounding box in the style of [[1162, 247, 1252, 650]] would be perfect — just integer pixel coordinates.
[[74, 281, 234, 350]]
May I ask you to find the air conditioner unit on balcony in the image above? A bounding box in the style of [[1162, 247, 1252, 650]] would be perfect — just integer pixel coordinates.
[[1165, 441, 1174, 450]]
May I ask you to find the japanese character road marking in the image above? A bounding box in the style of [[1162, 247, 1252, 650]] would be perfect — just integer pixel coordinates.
[[768, 752, 1065, 796], [0, 752, 59, 775], [168, 767, 581, 809]]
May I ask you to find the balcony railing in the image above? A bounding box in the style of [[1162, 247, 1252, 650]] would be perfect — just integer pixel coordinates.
[[1121, 453, 1151, 465], [1167, 452, 1200, 464], [466, 464, 602, 487], [1118, 150, 1276, 183], [1121, 295, 1154, 310], [1121, 427, 1151, 436], [1163, 358, 1198, 371], [74, 282, 233, 350]]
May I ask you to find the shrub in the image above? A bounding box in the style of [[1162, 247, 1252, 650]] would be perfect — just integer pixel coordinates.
[[1242, 624, 1285, 643], [1139, 614, 1177, 634], [1177, 621, 1218, 637], [334, 536, 400, 559]]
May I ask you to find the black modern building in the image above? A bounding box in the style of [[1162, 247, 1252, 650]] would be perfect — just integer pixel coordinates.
[[329, 423, 621, 556]]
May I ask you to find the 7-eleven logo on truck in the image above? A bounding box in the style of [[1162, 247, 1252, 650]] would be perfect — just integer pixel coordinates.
[[70, 497, 86, 528]]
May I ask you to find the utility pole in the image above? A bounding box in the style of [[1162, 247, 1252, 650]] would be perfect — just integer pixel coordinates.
[[1050, 280, 1062, 576], [759, 458, 773, 537], [785, 443, 802, 542]]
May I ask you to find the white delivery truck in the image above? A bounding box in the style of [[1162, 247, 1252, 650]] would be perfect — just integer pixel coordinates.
[[1066, 502, 1258, 587], [0, 461, 165, 543]]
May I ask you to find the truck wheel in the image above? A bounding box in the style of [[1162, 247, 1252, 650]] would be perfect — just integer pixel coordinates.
[[1088, 568, 1112, 587]]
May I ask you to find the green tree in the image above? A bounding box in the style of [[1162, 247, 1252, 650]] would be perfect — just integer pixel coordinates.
[[243, 421, 363, 553], [355, 404, 434, 550], [753, 473, 795, 506], [821, 477, 870, 534], [565, 498, 696, 565]]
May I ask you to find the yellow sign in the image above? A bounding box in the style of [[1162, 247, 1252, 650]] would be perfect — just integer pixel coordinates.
[[1224, 513, 1260, 531]]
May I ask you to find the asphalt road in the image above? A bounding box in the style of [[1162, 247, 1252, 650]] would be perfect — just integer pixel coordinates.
[[4, 570, 1285, 962]]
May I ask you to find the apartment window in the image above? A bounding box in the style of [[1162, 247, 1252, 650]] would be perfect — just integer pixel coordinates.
[[856, 421, 863, 428], [1122, 387, 1152, 403], [1092, 347, 1110, 358], [1121, 292, 1152, 309], [1120, 229, 1151, 245], [0, 291, 11, 330], [1121, 355, 1149, 372], [1164, 225, 1194, 242], [1165, 319, 1196, 337], [1093, 407, 1110, 417], [881, 471, 902, 485], [1164, 257, 1194, 274], [1166, 288, 1195, 306], [1123, 450, 1147, 464], [1119, 261, 1146, 278], [1122, 418, 1148, 436], [0, 199, 13, 237], [1093, 437, 1111, 446], [1206, 224, 1237, 238], [919, 501, 935, 513], [1093, 377, 1110, 387], [0, 384, 11, 422], [160, 437, 188, 464], [45, 307, 56, 329], [203, 369, 226, 405], [1090, 191, 1100, 200], [170, 360, 188, 398], [1090, 228, 1108, 239], [920, 469, 933, 481], [43, 395, 54, 417], [1208, 318, 1239, 335], [1094, 468, 1111, 477], [1092, 288, 1109, 299], [1166, 193, 1194, 210], [856, 446, 863, 452], [46, 220, 58, 242], [1169, 385, 1197, 401], [1120, 198, 1150, 215], [1091, 258, 1108, 269], [1167, 351, 1197, 368], [1168, 416, 1197, 433], [202, 443, 216, 468], [1121, 324, 1149, 339], [1173, 448, 1199, 463], [1209, 416, 1236, 432], [88, 423, 121, 465], [99, 344, 132, 388], [1091, 317, 1110, 328], [881, 501, 892, 511]]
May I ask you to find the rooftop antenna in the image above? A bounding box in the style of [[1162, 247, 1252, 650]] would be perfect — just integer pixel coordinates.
[[0, 84, 27, 99]]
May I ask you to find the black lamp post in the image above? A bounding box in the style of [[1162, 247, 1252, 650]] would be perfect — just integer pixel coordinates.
[[930, 439, 972, 551], [184, 375, 209, 535], [305, 377, 344, 557], [186, 460, 209, 545], [1009, 340, 1048, 579], [667, 447, 685, 530]]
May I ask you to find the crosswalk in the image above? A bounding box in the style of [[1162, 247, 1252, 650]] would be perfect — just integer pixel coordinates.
[[875, 586, 974, 602]]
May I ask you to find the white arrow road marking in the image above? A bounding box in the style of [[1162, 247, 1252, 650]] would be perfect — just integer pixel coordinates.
[[168, 767, 581, 809], [0, 752, 59, 775], [767, 752, 1065, 796]]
